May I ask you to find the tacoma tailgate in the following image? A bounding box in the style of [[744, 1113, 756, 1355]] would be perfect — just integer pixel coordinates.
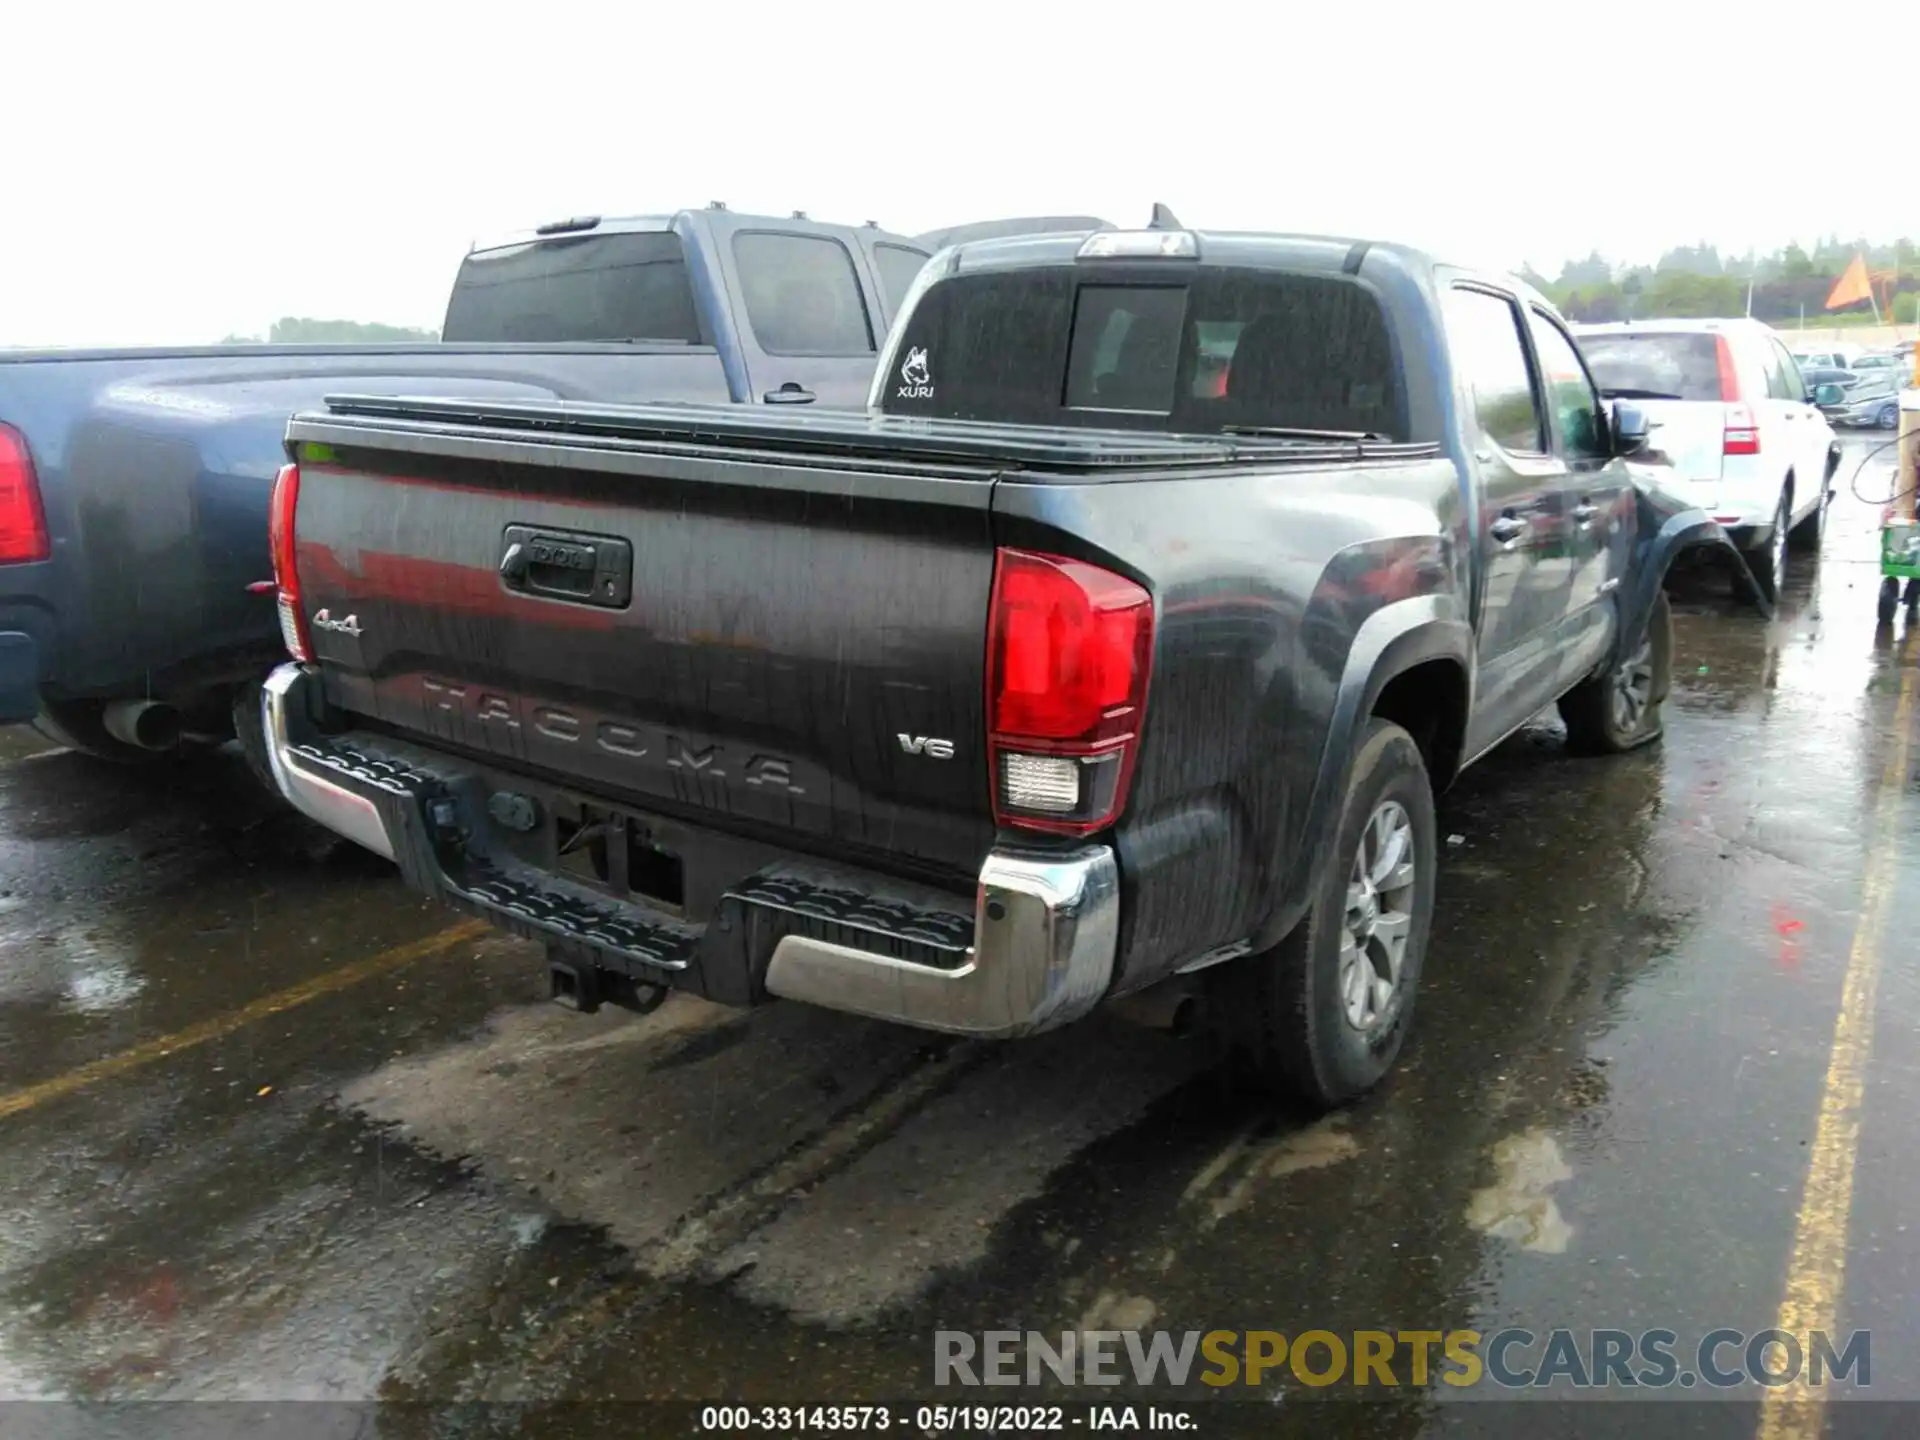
[[287, 405, 999, 878]]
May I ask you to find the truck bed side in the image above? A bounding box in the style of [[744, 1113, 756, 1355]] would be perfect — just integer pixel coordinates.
[[0, 345, 730, 713]]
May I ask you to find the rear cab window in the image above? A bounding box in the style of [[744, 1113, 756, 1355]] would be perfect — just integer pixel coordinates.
[[879, 265, 1406, 438], [732, 233, 874, 356], [442, 231, 706, 344]]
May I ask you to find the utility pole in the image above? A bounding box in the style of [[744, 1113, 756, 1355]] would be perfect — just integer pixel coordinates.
[[1902, 320, 1920, 525]]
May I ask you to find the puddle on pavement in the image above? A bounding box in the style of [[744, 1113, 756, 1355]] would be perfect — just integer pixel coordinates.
[[1182, 1118, 1362, 1228], [1465, 1128, 1574, 1255], [57, 932, 147, 1016]]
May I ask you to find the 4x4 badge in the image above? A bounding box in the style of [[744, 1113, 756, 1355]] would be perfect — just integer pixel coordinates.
[[311, 609, 363, 638]]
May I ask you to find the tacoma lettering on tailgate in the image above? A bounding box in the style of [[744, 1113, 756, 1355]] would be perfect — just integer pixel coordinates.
[[416, 676, 822, 808]]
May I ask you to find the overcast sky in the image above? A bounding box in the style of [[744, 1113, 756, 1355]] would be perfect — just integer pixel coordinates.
[[5, 1, 1914, 348]]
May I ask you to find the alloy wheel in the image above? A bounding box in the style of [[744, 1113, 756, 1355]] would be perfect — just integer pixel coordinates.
[[1340, 800, 1419, 1033], [1609, 633, 1655, 737], [1770, 496, 1789, 593]]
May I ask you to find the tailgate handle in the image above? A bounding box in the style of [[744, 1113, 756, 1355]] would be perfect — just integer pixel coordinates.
[[499, 526, 633, 609]]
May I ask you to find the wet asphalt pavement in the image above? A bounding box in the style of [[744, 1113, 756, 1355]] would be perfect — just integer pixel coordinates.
[[2, 435, 1918, 1439]]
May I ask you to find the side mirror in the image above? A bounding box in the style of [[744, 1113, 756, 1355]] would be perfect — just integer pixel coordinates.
[[1813, 383, 1846, 407], [1610, 400, 1652, 456]]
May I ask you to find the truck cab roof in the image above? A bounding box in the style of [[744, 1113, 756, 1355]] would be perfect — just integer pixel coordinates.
[[467, 208, 912, 257], [870, 225, 1563, 446]]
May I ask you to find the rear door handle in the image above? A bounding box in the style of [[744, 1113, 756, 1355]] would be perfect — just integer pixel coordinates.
[[763, 383, 817, 405], [1489, 514, 1528, 543], [1572, 501, 1599, 525]]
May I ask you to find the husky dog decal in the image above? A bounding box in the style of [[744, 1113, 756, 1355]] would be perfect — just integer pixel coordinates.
[[897, 346, 934, 398]]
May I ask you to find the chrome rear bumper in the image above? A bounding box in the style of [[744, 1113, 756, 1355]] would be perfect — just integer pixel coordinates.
[[763, 847, 1117, 1038], [260, 662, 1117, 1037], [261, 665, 394, 860]]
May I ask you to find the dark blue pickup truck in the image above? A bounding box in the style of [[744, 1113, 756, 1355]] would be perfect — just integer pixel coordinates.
[[0, 205, 955, 758]]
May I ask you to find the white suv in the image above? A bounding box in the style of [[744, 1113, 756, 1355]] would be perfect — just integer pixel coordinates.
[[1573, 318, 1837, 601]]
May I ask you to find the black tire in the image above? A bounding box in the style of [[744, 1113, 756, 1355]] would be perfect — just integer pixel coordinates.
[[1744, 489, 1792, 603], [230, 680, 279, 796], [31, 698, 182, 765], [1788, 480, 1827, 554], [1559, 588, 1673, 755], [1205, 718, 1436, 1110], [1880, 577, 1902, 626], [1880, 403, 1900, 431]]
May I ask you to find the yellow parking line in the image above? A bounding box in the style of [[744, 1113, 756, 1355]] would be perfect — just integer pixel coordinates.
[[1758, 660, 1916, 1437], [0, 919, 490, 1123]]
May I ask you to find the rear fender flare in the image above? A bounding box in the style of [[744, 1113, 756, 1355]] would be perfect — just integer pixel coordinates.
[[1265, 594, 1473, 948]]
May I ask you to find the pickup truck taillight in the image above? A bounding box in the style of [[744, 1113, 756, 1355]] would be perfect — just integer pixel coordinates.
[[0, 423, 50, 565], [1723, 403, 1760, 456], [986, 549, 1154, 837], [269, 462, 313, 661]]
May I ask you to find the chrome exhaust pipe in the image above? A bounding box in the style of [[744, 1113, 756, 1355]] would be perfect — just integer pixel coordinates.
[[101, 698, 183, 751]]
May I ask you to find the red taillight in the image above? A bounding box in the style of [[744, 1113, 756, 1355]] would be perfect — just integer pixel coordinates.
[[1723, 403, 1760, 457], [269, 462, 313, 662], [0, 423, 50, 565], [986, 548, 1154, 837], [1715, 334, 1743, 403]]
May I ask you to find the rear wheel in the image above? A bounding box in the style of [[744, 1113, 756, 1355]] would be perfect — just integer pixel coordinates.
[[1205, 718, 1436, 1110], [1746, 489, 1792, 603], [1788, 479, 1827, 553], [1559, 588, 1672, 755], [231, 680, 279, 796]]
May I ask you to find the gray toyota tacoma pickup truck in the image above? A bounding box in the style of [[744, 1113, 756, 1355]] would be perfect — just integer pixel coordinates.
[[254, 223, 1758, 1106]]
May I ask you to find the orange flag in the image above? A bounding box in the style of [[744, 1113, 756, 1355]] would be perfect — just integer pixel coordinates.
[[1824, 253, 1874, 310]]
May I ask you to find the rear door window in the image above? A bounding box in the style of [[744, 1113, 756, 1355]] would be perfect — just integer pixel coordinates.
[[880, 266, 1405, 438], [1768, 339, 1809, 401], [442, 231, 705, 344], [1579, 332, 1728, 402], [732, 233, 875, 356], [1443, 288, 1545, 454], [1761, 342, 1794, 401]]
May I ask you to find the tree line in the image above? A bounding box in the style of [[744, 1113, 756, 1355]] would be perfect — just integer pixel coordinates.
[[221, 317, 440, 344], [1521, 237, 1920, 326]]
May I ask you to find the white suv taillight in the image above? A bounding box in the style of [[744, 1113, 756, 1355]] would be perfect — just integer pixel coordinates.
[[985, 549, 1154, 837], [269, 462, 313, 662], [1723, 403, 1760, 457]]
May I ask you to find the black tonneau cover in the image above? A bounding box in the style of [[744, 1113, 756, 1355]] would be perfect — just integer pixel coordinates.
[[305, 394, 1440, 474]]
